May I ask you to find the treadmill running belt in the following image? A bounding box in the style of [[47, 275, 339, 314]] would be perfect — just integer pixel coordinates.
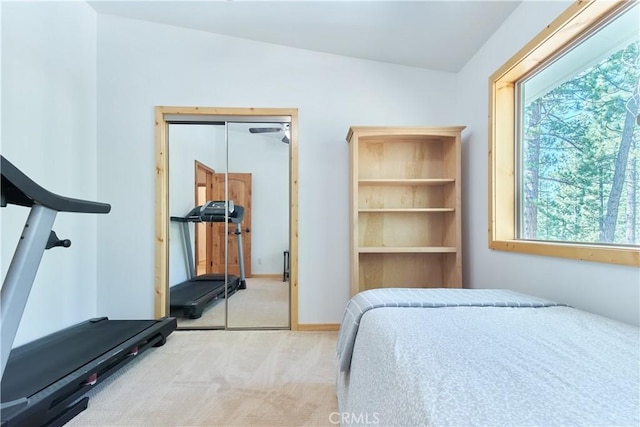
[[170, 279, 228, 307], [1, 319, 155, 403]]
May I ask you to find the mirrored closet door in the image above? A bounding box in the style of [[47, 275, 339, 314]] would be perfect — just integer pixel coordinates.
[[160, 109, 295, 330], [226, 122, 290, 329], [168, 123, 227, 329]]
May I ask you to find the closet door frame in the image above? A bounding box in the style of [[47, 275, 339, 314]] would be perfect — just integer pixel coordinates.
[[154, 106, 299, 330]]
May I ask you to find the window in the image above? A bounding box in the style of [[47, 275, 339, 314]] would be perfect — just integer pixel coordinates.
[[489, 0, 640, 266]]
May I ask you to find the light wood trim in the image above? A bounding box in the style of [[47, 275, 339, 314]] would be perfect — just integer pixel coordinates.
[[359, 247, 457, 253], [289, 109, 299, 331], [489, 0, 639, 267], [154, 108, 168, 319], [491, 240, 640, 266], [154, 106, 301, 327], [358, 178, 455, 186], [453, 130, 463, 284], [490, 1, 628, 84], [489, 80, 516, 242], [194, 161, 216, 278], [156, 106, 298, 117], [297, 323, 341, 332], [358, 208, 455, 213], [347, 126, 466, 140], [348, 131, 360, 296]]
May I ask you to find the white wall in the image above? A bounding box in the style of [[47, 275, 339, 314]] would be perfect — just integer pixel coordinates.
[[227, 125, 290, 275], [1, 2, 99, 345], [95, 14, 458, 322], [457, 1, 640, 326]]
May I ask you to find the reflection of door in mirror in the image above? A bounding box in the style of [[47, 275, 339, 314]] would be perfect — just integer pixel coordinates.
[[195, 161, 215, 277], [211, 173, 252, 278]]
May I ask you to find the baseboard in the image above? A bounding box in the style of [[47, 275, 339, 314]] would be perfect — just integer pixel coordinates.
[[297, 323, 340, 331], [250, 274, 282, 279]]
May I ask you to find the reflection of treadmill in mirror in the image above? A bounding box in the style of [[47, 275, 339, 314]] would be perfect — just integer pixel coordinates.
[[170, 200, 246, 319]]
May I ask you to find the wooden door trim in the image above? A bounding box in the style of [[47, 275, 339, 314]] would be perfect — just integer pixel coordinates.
[[155, 106, 299, 330], [195, 160, 215, 173], [194, 161, 215, 276]]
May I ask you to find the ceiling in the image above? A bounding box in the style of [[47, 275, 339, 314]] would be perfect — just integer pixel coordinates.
[[88, 1, 521, 72]]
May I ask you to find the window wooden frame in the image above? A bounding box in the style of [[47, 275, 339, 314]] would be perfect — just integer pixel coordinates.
[[489, 0, 639, 267]]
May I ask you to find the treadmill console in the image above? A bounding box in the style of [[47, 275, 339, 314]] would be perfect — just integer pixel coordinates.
[[200, 200, 234, 217], [174, 200, 243, 223]]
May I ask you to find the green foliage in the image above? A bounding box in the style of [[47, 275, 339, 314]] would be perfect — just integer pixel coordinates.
[[522, 40, 639, 245]]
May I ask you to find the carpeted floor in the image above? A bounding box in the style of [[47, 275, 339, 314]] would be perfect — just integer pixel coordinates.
[[67, 330, 338, 426]]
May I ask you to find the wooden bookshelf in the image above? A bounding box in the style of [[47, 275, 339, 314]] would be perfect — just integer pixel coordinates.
[[347, 126, 465, 296]]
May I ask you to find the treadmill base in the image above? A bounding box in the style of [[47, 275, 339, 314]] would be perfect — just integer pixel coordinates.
[[170, 275, 243, 319], [0, 317, 177, 427]]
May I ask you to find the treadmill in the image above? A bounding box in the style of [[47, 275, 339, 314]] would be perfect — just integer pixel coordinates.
[[0, 156, 177, 427], [170, 200, 247, 319]]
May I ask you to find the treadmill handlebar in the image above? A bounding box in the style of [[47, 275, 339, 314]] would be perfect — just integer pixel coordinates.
[[171, 201, 245, 224], [1, 156, 111, 214]]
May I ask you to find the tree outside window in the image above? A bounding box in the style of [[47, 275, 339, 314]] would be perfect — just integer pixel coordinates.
[[518, 5, 639, 247]]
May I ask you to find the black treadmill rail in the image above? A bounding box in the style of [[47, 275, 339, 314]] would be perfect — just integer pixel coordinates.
[[0, 317, 177, 427], [0, 156, 110, 214]]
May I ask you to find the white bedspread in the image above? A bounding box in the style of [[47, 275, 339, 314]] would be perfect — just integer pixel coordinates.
[[336, 291, 639, 426]]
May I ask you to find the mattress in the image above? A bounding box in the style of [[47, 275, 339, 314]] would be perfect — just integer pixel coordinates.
[[336, 289, 640, 426]]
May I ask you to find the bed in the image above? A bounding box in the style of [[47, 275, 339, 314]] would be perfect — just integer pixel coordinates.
[[336, 288, 639, 426]]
